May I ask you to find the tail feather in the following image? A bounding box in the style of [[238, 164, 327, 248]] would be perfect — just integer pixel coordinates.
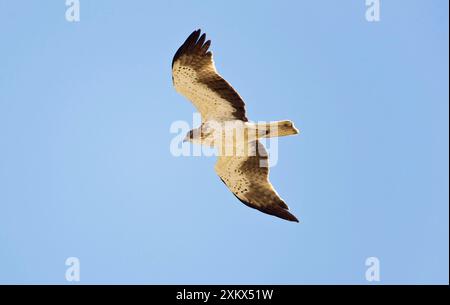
[[257, 120, 299, 138]]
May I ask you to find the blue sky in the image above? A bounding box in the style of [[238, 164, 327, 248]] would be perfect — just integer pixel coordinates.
[[0, 0, 448, 284]]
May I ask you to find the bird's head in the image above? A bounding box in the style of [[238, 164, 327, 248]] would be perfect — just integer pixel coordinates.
[[183, 129, 196, 143], [183, 126, 214, 146]]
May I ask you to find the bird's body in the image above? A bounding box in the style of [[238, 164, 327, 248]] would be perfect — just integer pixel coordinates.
[[187, 120, 298, 154], [172, 30, 300, 222]]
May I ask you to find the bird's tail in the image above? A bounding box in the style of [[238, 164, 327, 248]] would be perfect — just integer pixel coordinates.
[[256, 120, 299, 138]]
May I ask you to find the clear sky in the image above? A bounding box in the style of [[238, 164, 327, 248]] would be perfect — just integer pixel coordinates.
[[0, 0, 448, 284]]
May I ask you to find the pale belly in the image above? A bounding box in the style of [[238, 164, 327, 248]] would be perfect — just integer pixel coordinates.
[[201, 120, 260, 156]]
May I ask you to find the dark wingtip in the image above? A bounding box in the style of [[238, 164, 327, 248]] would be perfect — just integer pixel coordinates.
[[274, 208, 299, 223], [288, 213, 300, 223], [228, 191, 299, 223], [172, 29, 211, 68]]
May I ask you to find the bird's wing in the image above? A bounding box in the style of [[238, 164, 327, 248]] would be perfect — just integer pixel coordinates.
[[214, 141, 299, 222], [172, 29, 248, 122]]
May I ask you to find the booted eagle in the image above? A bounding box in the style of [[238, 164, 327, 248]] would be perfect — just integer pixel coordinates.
[[172, 29, 300, 222]]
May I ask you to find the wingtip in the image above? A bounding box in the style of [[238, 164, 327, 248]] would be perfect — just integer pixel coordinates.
[[273, 202, 299, 223], [285, 212, 300, 223], [271, 211, 299, 223], [172, 29, 209, 68]]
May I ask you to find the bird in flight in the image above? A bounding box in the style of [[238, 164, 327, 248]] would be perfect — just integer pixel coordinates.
[[172, 29, 300, 222]]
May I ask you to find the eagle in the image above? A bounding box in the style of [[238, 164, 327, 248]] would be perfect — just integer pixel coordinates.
[[172, 29, 300, 222]]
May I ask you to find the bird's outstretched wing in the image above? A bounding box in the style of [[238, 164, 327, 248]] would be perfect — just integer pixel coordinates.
[[214, 141, 299, 222], [172, 29, 248, 122]]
